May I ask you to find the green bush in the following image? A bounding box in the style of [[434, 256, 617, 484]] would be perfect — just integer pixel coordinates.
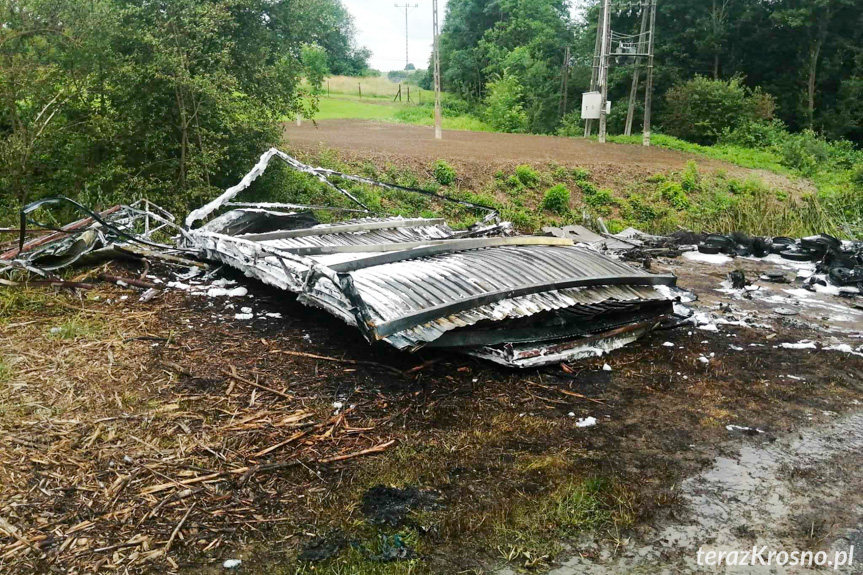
[[483, 72, 528, 133], [681, 161, 701, 193], [851, 163, 863, 190], [662, 76, 774, 145], [572, 167, 591, 181], [515, 164, 540, 187], [504, 175, 524, 191], [621, 193, 662, 223], [584, 188, 614, 208], [604, 219, 623, 234], [719, 119, 789, 149], [541, 184, 571, 215], [556, 111, 583, 138], [779, 130, 829, 176], [577, 180, 599, 196], [659, 181, 690, 209], [432, 159, 456, 185], [549, 162, 569, 181]]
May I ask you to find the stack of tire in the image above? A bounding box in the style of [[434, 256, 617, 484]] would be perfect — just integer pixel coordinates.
[[697, 232, 862, 289]]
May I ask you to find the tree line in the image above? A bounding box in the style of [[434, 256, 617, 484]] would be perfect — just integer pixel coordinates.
[[433, 0, 862, 143], [0, 0, 370, 214]]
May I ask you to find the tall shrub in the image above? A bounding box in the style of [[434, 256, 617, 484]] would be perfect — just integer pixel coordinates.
[[662, 76, 774, 145]]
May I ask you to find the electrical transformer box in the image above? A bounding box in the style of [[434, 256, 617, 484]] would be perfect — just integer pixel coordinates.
[[581, 92, 611, 120]]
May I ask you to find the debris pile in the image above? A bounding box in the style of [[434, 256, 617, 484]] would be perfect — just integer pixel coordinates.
[[696, 232, 862, 290], [4, 149, 681, 368]]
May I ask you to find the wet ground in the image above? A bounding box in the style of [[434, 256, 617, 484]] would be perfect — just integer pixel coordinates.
[[502, 412, 863, 574], [1, 250, 861, 574], [497, 253, 863, 575]]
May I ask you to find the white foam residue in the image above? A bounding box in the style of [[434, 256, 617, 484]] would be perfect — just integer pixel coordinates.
[[812, 283, 841, 296], [823, 344, 863, 357], [777, 340, 817, 350], [662, 341, 675, 347], [726, 424, 764, 433], [653, 284, 696, 303], [234, 312, 253, 320], [576, 416, 597, 428], [682, 251, 732, 265], [206, 286, 248, 298]]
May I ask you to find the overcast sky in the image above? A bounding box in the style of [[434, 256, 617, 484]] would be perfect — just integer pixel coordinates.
[[342, 0, 449, 72], [342, 1, 588, 73]]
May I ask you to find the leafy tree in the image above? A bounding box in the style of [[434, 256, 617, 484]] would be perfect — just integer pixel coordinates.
[[302, 43, 329, 91], [436, 0, 576, 133], [662, 76, 772, 144], [0, 0, 366, 216], [484, 73, 529, 133]]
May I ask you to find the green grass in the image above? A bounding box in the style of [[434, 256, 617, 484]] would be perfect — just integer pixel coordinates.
[[0, 286, 56, 321], [307, 96, 492, 132], [0, 359, 11, 384], [46, 316, 102, 340], [315, 98, 402, 120], [607, 134, 789, 173]]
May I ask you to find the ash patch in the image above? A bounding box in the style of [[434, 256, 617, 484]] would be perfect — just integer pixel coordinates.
[[298, 532, 350, 562], [361, 485, 443, 527]]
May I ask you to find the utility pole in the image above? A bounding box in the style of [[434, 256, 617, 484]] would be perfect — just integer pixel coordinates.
[[395, 3, 419, 69], [597, 0, 612, 144], [558, 45, 571, 118], [584, 1, 605, 137], [432, 0, 442, 140], [643, 0, 656, 146], [624, 1, 650, 136]]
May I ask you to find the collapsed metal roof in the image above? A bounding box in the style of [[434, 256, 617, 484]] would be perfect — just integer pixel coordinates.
[[183, 149, 678, 367]]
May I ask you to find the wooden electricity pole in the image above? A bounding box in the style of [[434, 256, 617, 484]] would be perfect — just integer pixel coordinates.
[[642, 0, 656, 146], [624, 1, 650, 136], [558, 46, 571, 118], [395, 3, 419, 69], [432, 0, 442, 140], [597, 0, 612, 143]]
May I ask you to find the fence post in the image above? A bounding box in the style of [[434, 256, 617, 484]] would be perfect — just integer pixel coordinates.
[[358, 83, 362, 98]]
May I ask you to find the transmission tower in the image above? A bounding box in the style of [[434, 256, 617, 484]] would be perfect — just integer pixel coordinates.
[[585, 0, 657, 146], [395, 3, 419, 69]]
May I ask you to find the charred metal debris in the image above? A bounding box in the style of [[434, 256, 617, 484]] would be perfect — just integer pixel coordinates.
[[5, 148, 690, 368]]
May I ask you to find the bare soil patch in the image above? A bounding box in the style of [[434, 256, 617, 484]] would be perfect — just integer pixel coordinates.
[[283, 120, 812, 194]]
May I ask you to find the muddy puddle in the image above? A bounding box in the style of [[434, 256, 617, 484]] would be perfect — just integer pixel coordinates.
[[505, 411, 863, 574]]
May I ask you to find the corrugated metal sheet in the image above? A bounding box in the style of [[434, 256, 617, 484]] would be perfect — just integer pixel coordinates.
[[299, 244, 671, 348], [187, 209, 678, 367]]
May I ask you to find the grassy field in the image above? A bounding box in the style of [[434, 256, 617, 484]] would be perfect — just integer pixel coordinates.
[[312, 95, 493, 132], [323, 74, 405, 99], [315, 97, 401, 120]]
